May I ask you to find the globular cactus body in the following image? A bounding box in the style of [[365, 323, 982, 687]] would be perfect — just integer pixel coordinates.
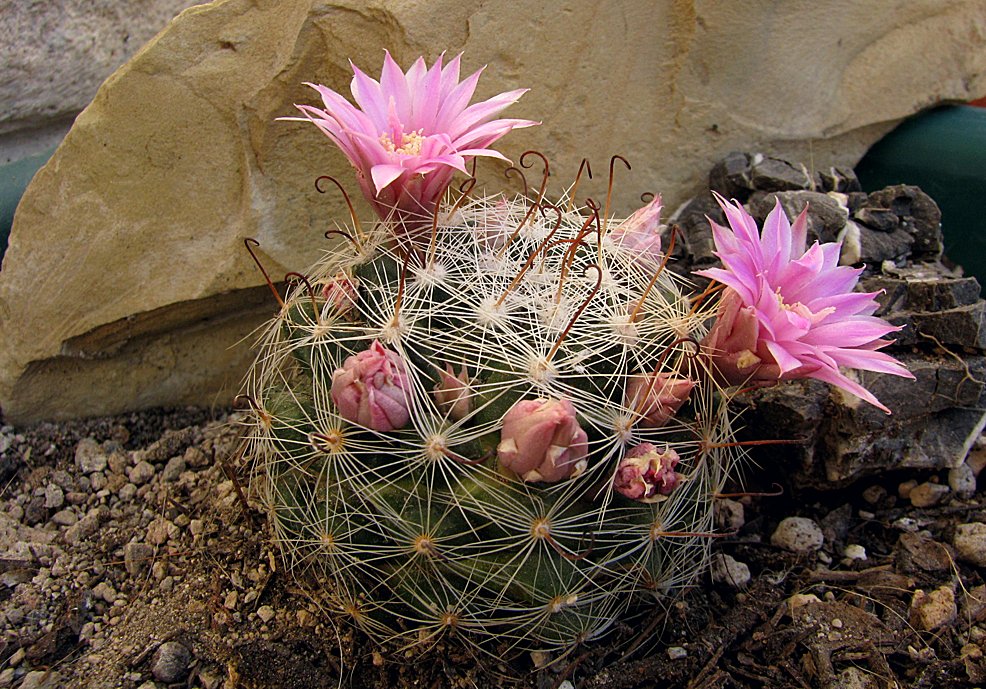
[[241, 193, 740, 651]]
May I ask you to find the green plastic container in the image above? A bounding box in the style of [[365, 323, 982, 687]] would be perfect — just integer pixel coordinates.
[[0, 148, 56, 262], [856, 105, 986, 288]]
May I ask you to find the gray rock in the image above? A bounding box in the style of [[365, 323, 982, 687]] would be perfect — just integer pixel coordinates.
[[669, 193, 723, 268], [748, 154, 813, 192], [855, 225, 914, 265], [75, 438, 108, 473], [738, 351, 986, 487], [708, 151, 754, 200], [151, 641, 192, 683], [64, 506, 107, 545], [854, 206, 899, 232], [24, 496, 46, 525], [813, 166, 861, 194], [125, 541, 155, 576], [183, 446, 210, 468], [866, 185, 942, 260], [710, 553, 751, 588], [51, 509, 77, 527], [714, 498, 745, 532], [748, 190, 848, 244], [771, 517, 824, 553]]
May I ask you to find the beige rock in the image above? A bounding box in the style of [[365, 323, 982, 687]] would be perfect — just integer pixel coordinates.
[[909, 586, 956, 631], [3, 0, 985, 422]]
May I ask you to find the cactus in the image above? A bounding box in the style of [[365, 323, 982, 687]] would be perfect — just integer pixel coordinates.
[[238, 185, 743, 652]]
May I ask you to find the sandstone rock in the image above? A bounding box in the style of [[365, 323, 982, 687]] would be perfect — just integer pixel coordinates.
[[1, 1, 203, 159], [909, 586, 957, 632], [2, 0, 985, 422], [908, 481, 950, 508]]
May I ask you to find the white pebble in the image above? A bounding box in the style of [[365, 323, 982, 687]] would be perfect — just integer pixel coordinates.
[[710, 553, 751, 588], [771, 517, 824, 553]]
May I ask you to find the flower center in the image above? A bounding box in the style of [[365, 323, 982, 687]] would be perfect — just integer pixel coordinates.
[[380, 129, 425, 156], [774, 289, 834, 325]]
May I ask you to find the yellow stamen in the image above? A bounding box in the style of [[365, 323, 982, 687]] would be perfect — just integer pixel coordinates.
[[380, 129, 425, 156]]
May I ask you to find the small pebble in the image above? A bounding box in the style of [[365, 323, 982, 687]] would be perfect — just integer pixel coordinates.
[[842, 544, 867, 561], [667, 646, 687, 660], [949, 464, 977, 498], [897, 479, 918, 500], [710, 553, 751, 589], [224, 591, 238, 610], [44, 483, 65, 509], [861, 485, 886, 506], [714, 499, 745, 532], [125, 542, 155, 576], [161, 455, 186, 483], [129, 461, 156, 485], [107, 450, 129, 475], [51, 509, 78, 527], [75, 438, 108, 473], [909, 482, 949, 508], [18, 671, 61, 689], [954, 522, 986, 567], [257, 605, 275, 623], [152, 641, 192, 683], [786, 593, 821, 617], [771, 517, 824, 553], [909, 586, 956, 631]]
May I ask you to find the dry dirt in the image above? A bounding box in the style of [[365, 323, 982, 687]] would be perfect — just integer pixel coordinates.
[[2, 406, 986, 689]]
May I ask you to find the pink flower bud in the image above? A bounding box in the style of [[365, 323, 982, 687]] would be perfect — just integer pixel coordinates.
[[497, 399, 589, 483], [613, 443, 681, 502], [607, 195, 664, 268], [702, 288, 783, 386], [330, 340, 411, 431], [625, 373, 694, 428], [321, 272, 359, 315], [433, 364, 472, 421]]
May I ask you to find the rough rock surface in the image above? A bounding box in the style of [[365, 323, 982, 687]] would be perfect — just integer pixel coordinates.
[[668, 151, 986, 488], [0, 1, 203, 160], [3, 0, 986, 422]]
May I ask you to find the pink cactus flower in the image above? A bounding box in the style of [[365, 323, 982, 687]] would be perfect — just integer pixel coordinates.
[[321, 272, 358, 315], [607, 194, 664, 269], [433, 364, 472, 421], [288, 51, 538, 226], [625, 372, 694, 428], [695, 193, 914, 414], [330, 340, 411, 431], [497, 399, 589, 483], [613, 443, 681, 502]]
